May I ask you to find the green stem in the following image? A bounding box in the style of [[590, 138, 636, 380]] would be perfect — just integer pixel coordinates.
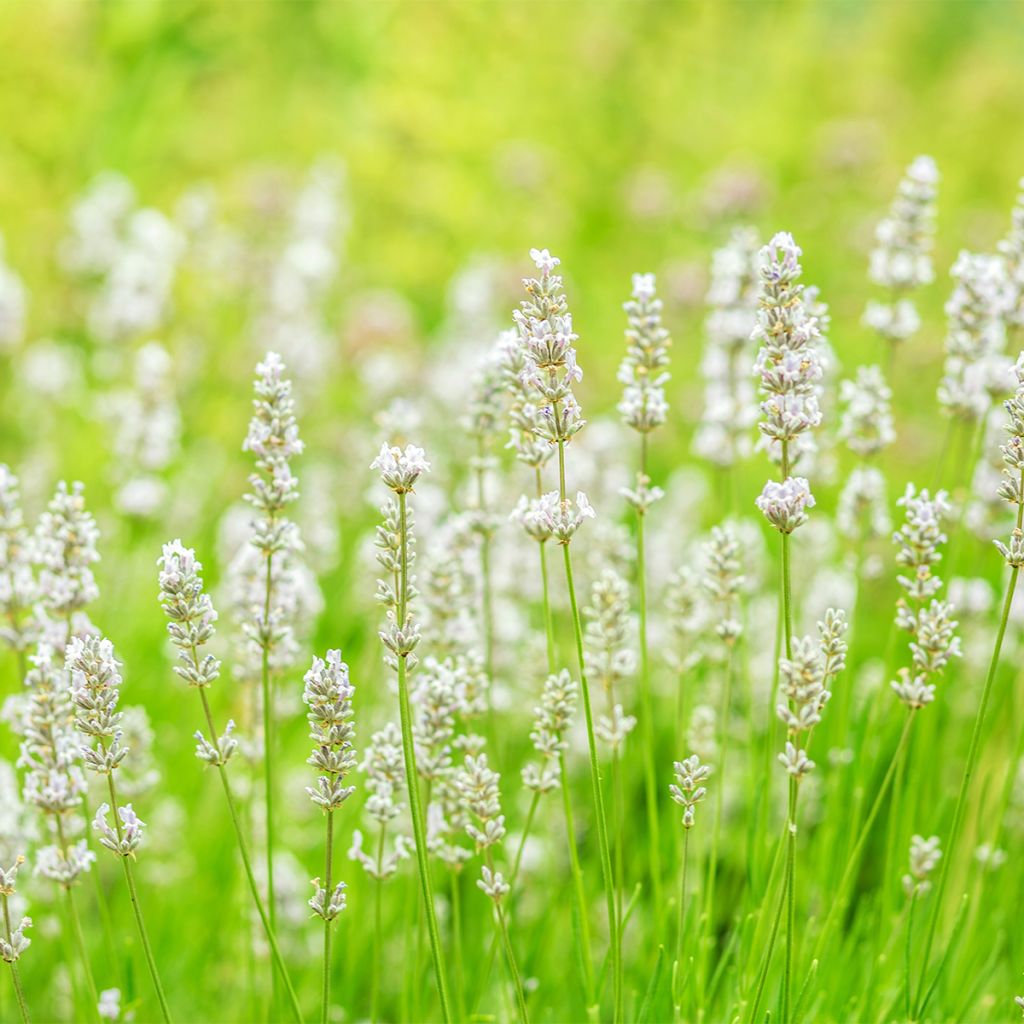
[[2, 894, 30, 1024], [371, 825, 385, 1024], [913, 560, 1020, 1017], [636, 439, 663, 916], [260, 549, 277, 935], [783, 779, 797, 1023], [905, 886, 918, 1022], [54, 817, 100, 1020], [396, 491, 453, 1023], [486, 851, 529, 1023], [451, 869, 467, 1024], [105, 773, 172, 1024], [747, 844, 789, 1024], [560, 749, 596, 1006], [197, 688, 304, 1022], [673, 828, 690, 1021], [322, 807, 334, 1024]]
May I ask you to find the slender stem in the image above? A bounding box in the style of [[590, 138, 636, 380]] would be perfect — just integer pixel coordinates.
[[636, 438, 663, 915], [557, 436, 620, 1022], [450, 869, 467, 1024], [197, 688, 304, 1022], [905, 886, 919, 1021], [486, 851, 529, 1023], [673, 828, 690, 1021], [783, 779, 797, 1023], [539, 540, 557, 673], [371, 825, 385, 1024], [54, 816, 100, 1020], [559, 750, 596, 1004], [747, 848, 789, 1024], [260, 549, 277, 935], [321, 807, 335, 1024], [104, 774, 172, 1024], [913, 559, 1020, 1016], [396, 491, 453, 1023], [2, 894, 30, 1024]]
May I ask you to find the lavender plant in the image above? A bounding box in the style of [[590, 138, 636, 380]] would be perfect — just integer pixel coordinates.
[[0, 856, 31, 1023]]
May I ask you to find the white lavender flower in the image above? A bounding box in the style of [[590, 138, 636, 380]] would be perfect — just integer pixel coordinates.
[[756, 477, 816, 534], [994, 354, 1024, 567], [618, 272, 672, 434], [702, 525, 744, 644], [776, 610, 847, 735], [34, 481, 100, 623], [937, 252, 1011, 422], [157, 541, 222, 688], [752, 232, 824, 463], [863, 156, 939, 345], [477, 864, 510, 903], [0, 855, 29, 965], [92, 802, 145, 858], [454, 753, 506, 852], [998, 178, 1024, 331], [66, 636, 127, 775], [497, 328, 554, 471], [693, 227, 760, 466], [522, 669, 578, 794], [839, 365, 896, 457], [665, 567, 705, 675], [412, 658, 459, 783], [0, 234, 26, 352], [35, 841, 95, 886], [0, 466, 38, 656], [670, 754, 711, 830], [97, 988, 122, 1021], [0, 901, 30, 964], [902, 834, 941, 896], [514, 248, 585, 447], [308, 878, 347, 921], [512, 490, 595, 546], [303, 650, 356, 812], [371, 443, 431, 494]]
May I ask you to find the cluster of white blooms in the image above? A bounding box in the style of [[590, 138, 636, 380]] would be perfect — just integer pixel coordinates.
[[584, 568, 637, 750], [753, 232, 824, 467], [97, 988, 123, 1022], [34, 481, 100, 628], [103, 343, 181, 518], [255, 161, 348, 381], [522, 669, 578, 795], [756, 477, 816, 534], [902, 834, 942, 896], [837, 466, 892, 542], [93, 803, 146, 858], [497, 328, 554, 471], [994, 355, 1024, 567], [513, 248, 586, 447], [863, 156, 939, 345], [510, 490, 596, 545], [0, 233, 26, 352], [937, 251, 1012, 422], [891, 485, 961, 708], [777, 609, 847, 741], [702, 525, 744, 644], [839, 365, 896, 457], [454, 753, 510, 903], [669, 754, 711, 830], [665, 567, 706, 676], [304, 650, 355, 922], [0, 466, 38, 656], [618, 271, 671, 434], [998, 178, 1024, 331], [419, 515, 477, 658], [349, 724, 414, 883], [16, 646, 93, 886], [0, 856, 30, 964], [239, 352, 306, 675], [693, 227, 761, 467]]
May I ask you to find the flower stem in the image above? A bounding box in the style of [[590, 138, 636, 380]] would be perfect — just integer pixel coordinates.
[[2, 894, 30, 1024], [104, 773, 172, 1024], [450, 869, 467, 1024], [782, 779, 797, 1023], [396, 491, 453, 1023], [913, 560, 1020, 1017], [636, 438, 663, 915], [54, 816, 100, 1021], [260, 549, 277, 937], [905, 886, 919, 1021], [321, 807, 334, 1024], [371, 825, 385, 1023], [560, 750, 597, 1007], [673, 828, 690, 1021], [197, 689, 304, 1023], [486, 852, 529, 1023]]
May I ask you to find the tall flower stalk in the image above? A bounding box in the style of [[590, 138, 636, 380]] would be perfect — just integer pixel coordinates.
[[751, 231, 824, 1022], [669, 754, 710, 1021], [303, 651, 356, 1024], [913, 353, 1024, 1015], [242, 351, 305, 931], [513, 248, 619, 1020], [157, 541, 304, 1021], [618, 270, 671, 912], [66, 635, 172, 1023], [372, 442, 452, 1022], [0, 856, 31, 1024]]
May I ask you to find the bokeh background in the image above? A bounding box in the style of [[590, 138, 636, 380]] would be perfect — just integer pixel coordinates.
[[3, 2, 1024, 1021]]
